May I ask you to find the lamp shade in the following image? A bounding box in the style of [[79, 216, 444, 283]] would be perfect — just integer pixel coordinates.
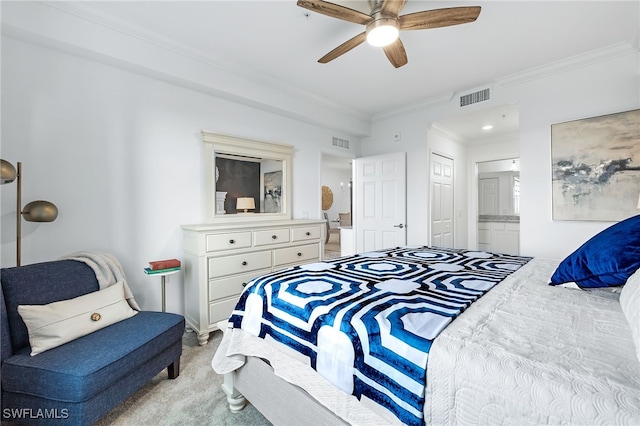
[[22, 200, 58, 222], [236, 197, 255, 213], [1, 159, 17, 184]]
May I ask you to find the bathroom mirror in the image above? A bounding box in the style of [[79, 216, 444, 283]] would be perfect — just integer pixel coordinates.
[[477, 159, 520, 216], [202, 131, 293, 223]]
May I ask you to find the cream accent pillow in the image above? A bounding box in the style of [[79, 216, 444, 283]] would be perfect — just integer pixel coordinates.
[[620, 268, 640, 363], [18, 281, 137, 356]]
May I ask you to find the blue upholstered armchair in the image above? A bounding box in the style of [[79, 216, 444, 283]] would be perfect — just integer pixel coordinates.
[[0, 258, 185, 425]]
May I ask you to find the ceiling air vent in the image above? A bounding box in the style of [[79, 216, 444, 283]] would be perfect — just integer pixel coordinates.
[[332, 136, 350, 149], [460, 88, 490, 107]]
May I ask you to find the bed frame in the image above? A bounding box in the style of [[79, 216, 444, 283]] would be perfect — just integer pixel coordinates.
[[222, 357, 349, 425]]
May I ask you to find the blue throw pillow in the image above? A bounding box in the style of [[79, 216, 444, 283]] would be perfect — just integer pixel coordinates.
[[550, 215, 640, 288]]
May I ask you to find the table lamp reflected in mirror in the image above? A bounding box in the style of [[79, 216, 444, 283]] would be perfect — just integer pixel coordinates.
[[237, 197, 255, 214]]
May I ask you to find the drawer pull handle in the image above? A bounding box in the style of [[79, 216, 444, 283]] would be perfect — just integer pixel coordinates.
[[229, 239, 235, 244], [272, 235, 277, 240], [242, 261, 247, 266], [242, 282, 248, 287], [297, 252, 302, 257], [305, 232, 311, 236]]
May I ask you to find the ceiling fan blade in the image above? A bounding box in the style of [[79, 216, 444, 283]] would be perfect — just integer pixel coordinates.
[[383, 38, 408, 68], [399, 6, 481, 31], [380, 0, 407, 17], [318, 32, 367, 63], [297, 0, 372, 25]]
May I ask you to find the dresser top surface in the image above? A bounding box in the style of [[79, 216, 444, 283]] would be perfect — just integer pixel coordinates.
[[181, 219, 325, 232]]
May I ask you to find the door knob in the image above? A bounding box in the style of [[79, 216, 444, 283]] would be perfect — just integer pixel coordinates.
[[393, 224, 404, 229]]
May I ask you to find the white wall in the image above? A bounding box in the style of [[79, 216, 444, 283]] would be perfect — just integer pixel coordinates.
[[360, 109, 470, 249], [517, 52, 639, 258], [0, 36, 360, 313], [362, 49, 639, 259], [361, 113, 430, 247]]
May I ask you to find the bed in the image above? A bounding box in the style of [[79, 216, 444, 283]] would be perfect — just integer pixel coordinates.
[[212, 220, 640, 425]]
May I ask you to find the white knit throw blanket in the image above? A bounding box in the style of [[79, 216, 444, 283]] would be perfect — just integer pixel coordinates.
[[59, 251, 141, 311]]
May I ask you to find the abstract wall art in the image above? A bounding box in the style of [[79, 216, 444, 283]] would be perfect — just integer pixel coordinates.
[[551, 109, 640, 221], [263, 170, 282, 213]]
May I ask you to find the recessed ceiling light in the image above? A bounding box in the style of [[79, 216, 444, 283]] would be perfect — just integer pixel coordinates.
[[482, 125, 493, 131]]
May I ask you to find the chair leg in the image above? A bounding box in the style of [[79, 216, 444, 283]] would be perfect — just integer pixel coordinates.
[[168, 357, 180, 379]]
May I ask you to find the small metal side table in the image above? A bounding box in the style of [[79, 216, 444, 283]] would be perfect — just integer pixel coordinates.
[[145, 269, 180, 312]]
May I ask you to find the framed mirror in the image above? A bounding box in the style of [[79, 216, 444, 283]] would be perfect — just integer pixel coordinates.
[[202, 131, 293, 223], [477, 159, 520, 217]]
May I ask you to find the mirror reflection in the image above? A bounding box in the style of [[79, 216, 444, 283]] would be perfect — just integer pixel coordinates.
[[215, 154, 283, 215], [478, 159, 520, 217], [477, 158, 520, 256]]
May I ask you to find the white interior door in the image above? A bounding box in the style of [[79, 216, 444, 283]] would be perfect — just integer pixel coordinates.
[[430, 153, 454, 248], [478, 177, 499, 215], [354, 152, 406, 253]]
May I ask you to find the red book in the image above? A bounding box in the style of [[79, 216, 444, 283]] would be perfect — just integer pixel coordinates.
[[148, 258, 181, 270]]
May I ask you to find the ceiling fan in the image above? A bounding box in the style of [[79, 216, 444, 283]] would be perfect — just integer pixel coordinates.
[[297, 0, 481, 68]]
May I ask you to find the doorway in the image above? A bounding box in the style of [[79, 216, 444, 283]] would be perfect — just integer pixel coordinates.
[[321, 154, 352, 259], [477, 158, 520, 255], [431, 103, 520, 251]]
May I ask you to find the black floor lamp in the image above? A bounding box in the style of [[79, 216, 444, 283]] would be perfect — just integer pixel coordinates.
[[1, 159, 58, 266]]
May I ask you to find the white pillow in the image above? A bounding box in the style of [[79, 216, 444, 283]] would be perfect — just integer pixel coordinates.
[[620, 268, 640, 363], [18, 281, 137, 356]]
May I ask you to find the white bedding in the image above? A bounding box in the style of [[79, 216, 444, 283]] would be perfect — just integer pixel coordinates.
[[213, 258, 640, 425], [426, 258, 640, 425]]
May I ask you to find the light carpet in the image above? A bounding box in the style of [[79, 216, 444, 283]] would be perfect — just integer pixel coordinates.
[[96, 330, 271, 426]]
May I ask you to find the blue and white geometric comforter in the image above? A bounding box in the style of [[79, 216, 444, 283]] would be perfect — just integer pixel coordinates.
[[229, 246, 531, 425]]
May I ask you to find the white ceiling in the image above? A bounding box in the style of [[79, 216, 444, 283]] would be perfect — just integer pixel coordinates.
[[435, 103, 519, 142], [73, 1, 638, 139]]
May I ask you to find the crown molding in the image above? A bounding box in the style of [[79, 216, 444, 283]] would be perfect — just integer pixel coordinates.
[[496, 42, 638, 87], [21, 1, 371, 134], [429, 123, 466, 145], [374, 42, 638, 122], [372, 93, 454, 122], [7, 2, 637, 134]]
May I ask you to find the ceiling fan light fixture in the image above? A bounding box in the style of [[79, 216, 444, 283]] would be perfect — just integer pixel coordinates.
[[366, 18, 399, 47]]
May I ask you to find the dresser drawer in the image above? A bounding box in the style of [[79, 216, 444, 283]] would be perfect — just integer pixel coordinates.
[[291, 226, 322, 242], [273, 244, 320, 267], [209, 268, 271, 302], [209, 296, 239, 326], [254, 228, 290, 246], [209, 251, 272, 278], [206, 232, 252, 252]]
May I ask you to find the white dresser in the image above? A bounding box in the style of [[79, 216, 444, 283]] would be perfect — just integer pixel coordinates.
[[181, 219, 325, 345]]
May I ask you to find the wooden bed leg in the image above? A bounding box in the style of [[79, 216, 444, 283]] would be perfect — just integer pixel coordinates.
[[221, 372, 246, 413]]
